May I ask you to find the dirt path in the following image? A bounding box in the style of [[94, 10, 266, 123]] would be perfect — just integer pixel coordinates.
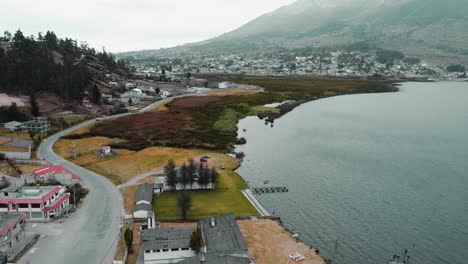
[[118, 168, 164, 188]]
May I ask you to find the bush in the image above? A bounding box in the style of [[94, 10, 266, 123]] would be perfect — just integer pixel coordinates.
[[236, 137, 247, 145]]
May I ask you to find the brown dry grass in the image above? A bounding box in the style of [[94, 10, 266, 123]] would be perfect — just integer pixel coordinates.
[[207, 88, 261, 96], [86, 147, 223, 183], [0, 128, 32, 139], [238, 219, 325, 264], [0, 146, 28, 152], [16, 164, 42, 174]]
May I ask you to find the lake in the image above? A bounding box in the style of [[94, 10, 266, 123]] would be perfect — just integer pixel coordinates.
[[235, 82, 468, 264]]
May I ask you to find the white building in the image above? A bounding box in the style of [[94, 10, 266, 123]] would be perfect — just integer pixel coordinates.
[[0, 185, 71, 221], [3, 121, 23, 132], [133, 184, 154, 220], [141, 227, 196, 264], [218, 82, 237, 89]]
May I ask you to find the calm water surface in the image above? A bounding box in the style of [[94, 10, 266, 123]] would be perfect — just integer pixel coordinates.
[[236, 82, 468, 264]]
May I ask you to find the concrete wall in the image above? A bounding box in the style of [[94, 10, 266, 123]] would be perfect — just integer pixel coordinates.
[[2, 151, 31, 160]]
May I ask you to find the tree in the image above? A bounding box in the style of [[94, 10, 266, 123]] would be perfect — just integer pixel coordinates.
[[128, 97, 133, 105], [210, 168, 219, 187], [124, 228, 133, 252], [189, 228, 202, 253], [198, 163, 209, 189], [188, 158, 197, 189], [177, 191, 192, 220], [30, 93, 40, 117], [180, 163, 189, 189], [447, 64, 466, 73], [164, 159, 177, 191], [90, 85, 101, 104], [186, 72, 192, 79]]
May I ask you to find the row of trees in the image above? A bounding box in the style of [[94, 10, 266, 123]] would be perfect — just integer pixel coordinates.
[[0, 30, 129, 100], [164, 159, 219, 190]]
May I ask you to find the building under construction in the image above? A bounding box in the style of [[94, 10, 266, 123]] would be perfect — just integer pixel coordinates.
[[21, 118, 51, 133]]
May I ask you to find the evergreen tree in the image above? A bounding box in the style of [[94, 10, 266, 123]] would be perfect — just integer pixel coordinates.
[[177, 191, 192, 220], [210, 168, 219, 187], [164, 159, 178, 191], [188, 158, 197, 189], [30, 93, 40, 117]]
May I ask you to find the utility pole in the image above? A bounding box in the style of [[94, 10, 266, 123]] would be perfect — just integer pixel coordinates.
[[73, 183, 76, 208]]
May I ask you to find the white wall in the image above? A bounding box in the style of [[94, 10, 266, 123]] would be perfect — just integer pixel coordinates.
[[144, 249, 195, 264]]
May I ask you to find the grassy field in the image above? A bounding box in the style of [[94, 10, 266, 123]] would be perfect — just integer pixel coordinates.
[[153, 154, 258, 220]]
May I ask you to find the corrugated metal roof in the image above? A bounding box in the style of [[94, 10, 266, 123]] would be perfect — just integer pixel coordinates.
[[142, 226, 194, 251], [199, 214, 248, 254]]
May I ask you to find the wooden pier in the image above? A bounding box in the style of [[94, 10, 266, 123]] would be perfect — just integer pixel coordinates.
[[253, 186, 289, 194]]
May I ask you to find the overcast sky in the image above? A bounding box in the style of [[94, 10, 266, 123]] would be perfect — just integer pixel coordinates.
[[1, 0, 295, 52]]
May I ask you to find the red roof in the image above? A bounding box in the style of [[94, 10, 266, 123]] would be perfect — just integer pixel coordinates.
[[0, 186, 62, 204], [33, 165, 80, 180], [0, 213, 27, 236], [44, 193, 70, 212]]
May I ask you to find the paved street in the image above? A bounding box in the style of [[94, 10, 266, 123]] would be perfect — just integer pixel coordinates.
[[18, 97, 175, 264]]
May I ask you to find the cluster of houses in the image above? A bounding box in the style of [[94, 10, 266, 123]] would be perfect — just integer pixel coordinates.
[[141, 214, 251, 264], [0, 165, 80, 261]]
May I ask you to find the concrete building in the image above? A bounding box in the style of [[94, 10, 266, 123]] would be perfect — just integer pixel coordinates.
[[133, 184, 154, 220], [3, 121, 23, 132], [140, 214, 251, 264], [0, 213, 26, 258], [21, 118, 51, 133], [0, 185, 71, 221], [27, 165, 80, 186], [141, 226, 196, 264]]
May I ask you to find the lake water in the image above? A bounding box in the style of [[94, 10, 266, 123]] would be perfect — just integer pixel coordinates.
[[235, 82, 468, 264]]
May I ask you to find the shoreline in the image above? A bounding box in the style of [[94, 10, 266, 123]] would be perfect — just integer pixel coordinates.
[[232, 86, 401, 263]]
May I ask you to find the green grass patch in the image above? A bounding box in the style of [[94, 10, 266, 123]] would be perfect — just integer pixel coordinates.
[[153, 169, 257, 220]]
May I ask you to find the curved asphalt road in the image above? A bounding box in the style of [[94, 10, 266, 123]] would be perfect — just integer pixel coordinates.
[[19, 97, 176, 264]]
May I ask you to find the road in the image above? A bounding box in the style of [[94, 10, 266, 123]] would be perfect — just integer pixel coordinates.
[[19, 97, 176, 264]]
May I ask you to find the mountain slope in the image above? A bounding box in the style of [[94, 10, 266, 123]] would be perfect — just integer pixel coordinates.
[[202, 0, 468, 64]]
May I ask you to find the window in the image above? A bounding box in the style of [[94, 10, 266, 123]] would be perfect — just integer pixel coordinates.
[[0, 204, 8, 208], [31, 204, 40, 208], [19, 204, 28, 208], [145, 250, 150, 254], [182, 248, 190, 251], [3, 192, 8, 197], [162, 249, 169, 252]]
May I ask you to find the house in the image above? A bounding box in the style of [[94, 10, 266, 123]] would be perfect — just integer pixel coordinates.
[[3, 121, 23, 132], [218, 82, 237, 89], [153, 178, 165, 194], [20, 118, 51, 133], [198, 214, 248, 259], [0, 213, 27, 259], [0, 185, 71, 221], [141, 226, 196, 264], [133, 184, 154, 221], [28, 165, 80, 186], [101, 146, 112, 155], [140, 214, 251, 264]]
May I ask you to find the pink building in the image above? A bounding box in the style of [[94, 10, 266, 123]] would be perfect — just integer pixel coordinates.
[[31, 165, 80, 186], [0, 186, 71, 221]]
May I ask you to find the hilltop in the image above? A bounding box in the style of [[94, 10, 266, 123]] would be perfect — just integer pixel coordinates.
[[122, 0, 468, 66], [0, 30, 131, 102]]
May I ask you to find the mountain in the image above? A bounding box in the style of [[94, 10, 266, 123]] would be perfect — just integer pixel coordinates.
[[136, 0, 468, 65]]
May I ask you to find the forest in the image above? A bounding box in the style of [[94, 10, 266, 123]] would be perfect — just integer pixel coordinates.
[[0, 30, 130, 100]]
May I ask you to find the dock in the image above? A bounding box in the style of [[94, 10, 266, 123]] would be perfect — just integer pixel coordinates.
[[252, 186, 289, 194], [242, 189, 270, 217]]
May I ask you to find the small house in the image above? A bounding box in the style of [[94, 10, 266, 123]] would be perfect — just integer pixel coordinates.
[[101, 146, 111, 155], [3, 121, 23, 132], [133, 184, 154, 221]]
